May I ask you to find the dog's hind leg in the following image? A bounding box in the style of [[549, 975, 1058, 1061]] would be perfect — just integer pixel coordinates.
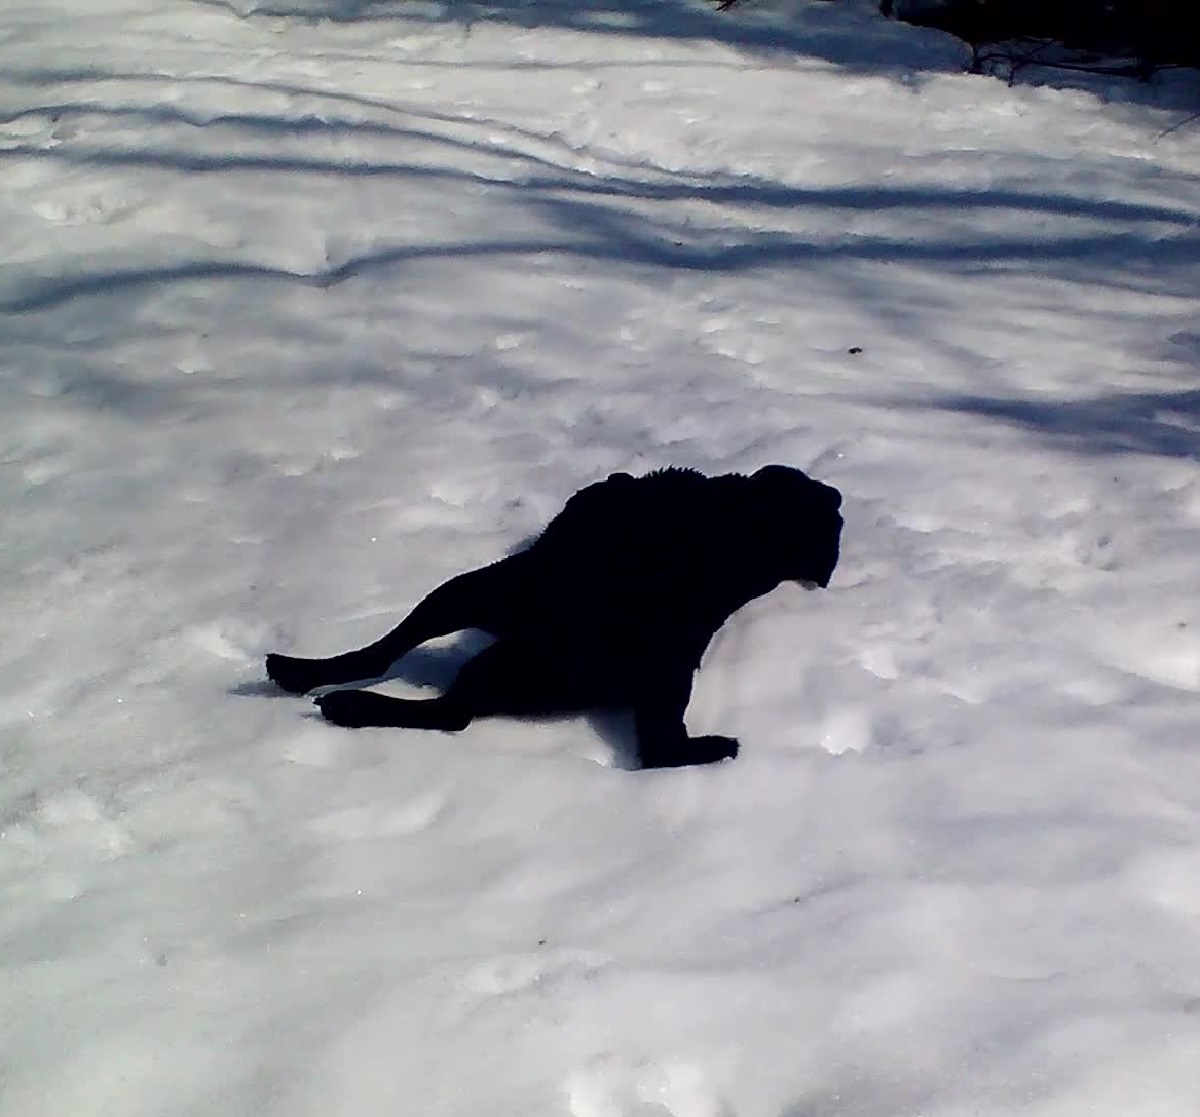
[[313, 639, 523, 731], [315, 688, 473, 730], [314, 639, 571, 732], [266, 555, 532, 695]]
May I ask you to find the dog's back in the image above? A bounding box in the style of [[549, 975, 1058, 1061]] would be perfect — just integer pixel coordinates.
[[513, 470, 779, 663]]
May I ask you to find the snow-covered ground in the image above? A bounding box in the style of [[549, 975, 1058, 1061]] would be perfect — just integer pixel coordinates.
[[3, 0, 1200, 1113]]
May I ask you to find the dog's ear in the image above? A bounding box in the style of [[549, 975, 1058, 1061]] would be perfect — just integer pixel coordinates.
[[812, 479, 843, 511], [751, 465, 842, 511]]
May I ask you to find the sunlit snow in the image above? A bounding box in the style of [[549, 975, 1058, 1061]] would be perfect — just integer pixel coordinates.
[[3, 1, 1200, 1114]]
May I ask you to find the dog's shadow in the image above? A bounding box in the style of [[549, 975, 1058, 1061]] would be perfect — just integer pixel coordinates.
[[231, 631, 641, 769]]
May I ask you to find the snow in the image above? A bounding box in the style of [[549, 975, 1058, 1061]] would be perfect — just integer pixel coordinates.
[[3, 0, 1200, 1113]]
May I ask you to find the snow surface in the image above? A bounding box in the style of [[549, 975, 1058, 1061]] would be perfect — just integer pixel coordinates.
[[3, 0, 1200, 1114]]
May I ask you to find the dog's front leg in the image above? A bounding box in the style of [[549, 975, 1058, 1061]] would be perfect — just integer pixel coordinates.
[[632, 665, 739, 769]]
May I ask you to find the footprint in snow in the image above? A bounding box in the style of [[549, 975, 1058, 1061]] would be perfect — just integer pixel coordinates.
[[565, 1057, 729, 1117], [188, 619, 277, 665], [307, 792, 446, 841]]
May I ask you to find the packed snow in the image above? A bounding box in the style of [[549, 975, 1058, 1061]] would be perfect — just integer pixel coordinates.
[[2, 0, 1200, 1114]]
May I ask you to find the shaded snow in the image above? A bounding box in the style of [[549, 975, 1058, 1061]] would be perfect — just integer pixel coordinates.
[[3, 1, 1200, 1115]]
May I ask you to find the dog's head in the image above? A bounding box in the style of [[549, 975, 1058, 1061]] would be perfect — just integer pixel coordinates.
[[750, 464, 844, 588]]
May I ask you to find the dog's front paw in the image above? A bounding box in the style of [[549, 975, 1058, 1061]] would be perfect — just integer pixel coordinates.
[[641, 734, 740, 769], [691, 735, 740, 763], [315, 689, 387, 728]]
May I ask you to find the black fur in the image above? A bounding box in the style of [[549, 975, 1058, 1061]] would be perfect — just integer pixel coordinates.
[[266, 465, 843, 769]]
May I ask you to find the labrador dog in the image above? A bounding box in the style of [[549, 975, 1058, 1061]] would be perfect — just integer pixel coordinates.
[[266, 465, 843, 768]]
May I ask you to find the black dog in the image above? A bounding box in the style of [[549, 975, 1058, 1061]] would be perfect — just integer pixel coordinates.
[[266, 465, 843, 769]]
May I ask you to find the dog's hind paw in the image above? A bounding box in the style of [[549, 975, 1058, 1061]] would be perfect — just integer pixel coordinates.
[[266, 652, 322, 695], [690, 735, 740, 763], [315, 689, 389, 728]]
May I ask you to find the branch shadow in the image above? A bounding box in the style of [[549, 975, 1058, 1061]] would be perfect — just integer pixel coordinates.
[[5, 66, 1199, 470], [181, 0, 1200, 108], [899, 387, 1200, 460], [184, 0, 965, 79], [11, 90, 1197, 221], [3, 88, 1198, 314], [4, 209, 1195, 316]]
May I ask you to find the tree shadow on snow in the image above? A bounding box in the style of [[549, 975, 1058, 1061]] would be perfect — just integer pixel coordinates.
[[2, 82, 1198, 316], [187, 0, 965, 80], [183, 0, 1200, 108], [4, 64, 1199, 472], [903, 387, 1200, 461]]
